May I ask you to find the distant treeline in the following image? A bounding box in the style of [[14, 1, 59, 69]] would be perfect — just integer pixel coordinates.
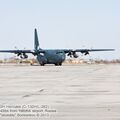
[[0, 58, 120, 64]]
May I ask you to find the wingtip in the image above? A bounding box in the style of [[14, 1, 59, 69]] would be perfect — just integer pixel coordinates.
[[111, 49, 115, 51]]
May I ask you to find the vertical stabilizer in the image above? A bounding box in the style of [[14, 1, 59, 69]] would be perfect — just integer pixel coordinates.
[[34, 28, 40, 50]]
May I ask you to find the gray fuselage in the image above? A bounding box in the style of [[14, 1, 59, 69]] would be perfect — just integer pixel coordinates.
[[36, 50, 66, 65]]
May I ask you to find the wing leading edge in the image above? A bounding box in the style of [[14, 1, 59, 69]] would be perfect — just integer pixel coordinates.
[[62, 48, 115, 57], [63, 49, 114, 53], [0, 50, 33, 53], [0, 48, 114, 54]]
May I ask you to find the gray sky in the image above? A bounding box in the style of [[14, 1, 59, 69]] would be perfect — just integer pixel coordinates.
[[0, 0, 119, 60]]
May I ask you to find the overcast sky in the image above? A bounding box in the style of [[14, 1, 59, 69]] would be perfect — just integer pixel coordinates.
[[0, 0, 119, 60]]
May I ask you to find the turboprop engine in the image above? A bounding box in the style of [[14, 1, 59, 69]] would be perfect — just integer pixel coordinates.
[[67, 51, 79, 58], [17, 53, 28, 59]]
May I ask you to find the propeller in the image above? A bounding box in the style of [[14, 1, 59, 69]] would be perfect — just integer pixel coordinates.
[[67, 52, 72, 57], [14, 46, 28, 59], [84, 51, 89, 55], [16, 53, 28, 59], [20, 53, 28, 59], [67, 51, 79, 58], [73, 51, 79, 58]]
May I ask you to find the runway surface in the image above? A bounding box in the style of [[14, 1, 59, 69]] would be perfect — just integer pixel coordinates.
[[0, 64, 120, 120]]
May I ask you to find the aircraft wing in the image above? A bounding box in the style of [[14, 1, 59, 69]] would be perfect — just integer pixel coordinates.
[[75, 49, 115, 53], [64, 49, 114, 53], [63, 49, 115, 56], [0, 49, 45, 58], [0, 49, 45, 54], [0, 50, 33, 53]]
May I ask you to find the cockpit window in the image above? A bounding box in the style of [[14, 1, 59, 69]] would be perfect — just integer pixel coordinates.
[[56, 51, 64, 54]]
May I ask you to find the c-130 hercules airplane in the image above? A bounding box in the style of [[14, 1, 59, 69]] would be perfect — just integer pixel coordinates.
[[0, 29, 114, 66]]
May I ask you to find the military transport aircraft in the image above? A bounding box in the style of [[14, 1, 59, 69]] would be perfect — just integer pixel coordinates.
[[0, 29, 114, 66]]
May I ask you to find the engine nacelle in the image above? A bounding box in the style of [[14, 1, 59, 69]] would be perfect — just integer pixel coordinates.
[[67, 52, 72, 57], [73, 53, 79, 58], [73, 51, 79, 58], [67, 51, 79, 58], [20, 53, 28, 59], [23, 53, 28, 59]]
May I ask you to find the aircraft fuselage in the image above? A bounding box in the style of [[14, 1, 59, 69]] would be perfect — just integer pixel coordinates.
[[36, 50, 66, 65]]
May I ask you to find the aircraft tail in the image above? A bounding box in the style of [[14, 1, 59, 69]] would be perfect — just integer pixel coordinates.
[[34, 28, 41, 51]]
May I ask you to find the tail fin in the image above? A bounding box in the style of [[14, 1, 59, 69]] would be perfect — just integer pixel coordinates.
[[34, 28, 40, 51]]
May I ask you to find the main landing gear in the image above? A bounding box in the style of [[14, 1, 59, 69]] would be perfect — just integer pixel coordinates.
[[40, 63, 62, 66], [55, 63, 62, 66], [40, 62, 45, 66]]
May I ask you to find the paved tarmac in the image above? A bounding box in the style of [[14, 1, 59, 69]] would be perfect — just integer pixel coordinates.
[[0, 64, 120, 120]]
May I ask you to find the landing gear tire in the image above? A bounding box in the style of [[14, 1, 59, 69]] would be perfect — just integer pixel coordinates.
[[55, 63, 62, 66], [59, 63, 62, 66], [40, 63, 45, 66]]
